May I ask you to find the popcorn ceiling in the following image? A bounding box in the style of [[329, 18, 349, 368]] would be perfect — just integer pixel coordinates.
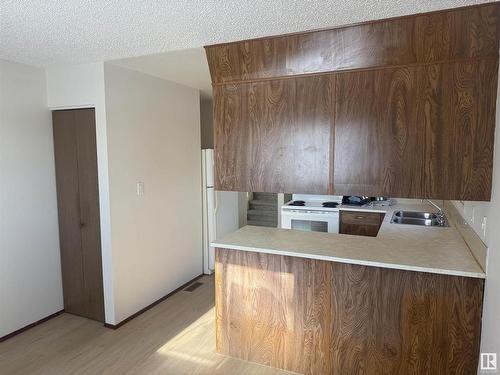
[[0, 0, 493, 67]]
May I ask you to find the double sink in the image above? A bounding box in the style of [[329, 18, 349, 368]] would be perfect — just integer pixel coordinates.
[[391, 210, 448, 227]]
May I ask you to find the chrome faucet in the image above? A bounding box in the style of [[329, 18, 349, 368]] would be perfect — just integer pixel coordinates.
[[426, 199, 443, 213], [424, 199, 446, 226]]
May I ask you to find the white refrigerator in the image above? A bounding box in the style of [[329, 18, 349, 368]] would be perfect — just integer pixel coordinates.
[[202, 149, 240, 275]]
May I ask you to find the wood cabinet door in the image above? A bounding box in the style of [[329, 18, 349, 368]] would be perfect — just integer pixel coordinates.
[[206, 4, 500, 85], [214, 75, 333, 193], [334, 59, 497, 200], [340, 211, 384, 237], [216, 248, 484, 374], [334, 67, 419, 197], [340, 223, 380, 237]]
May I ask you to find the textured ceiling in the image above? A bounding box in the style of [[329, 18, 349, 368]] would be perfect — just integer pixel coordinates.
[[0, 0, 495, 67]]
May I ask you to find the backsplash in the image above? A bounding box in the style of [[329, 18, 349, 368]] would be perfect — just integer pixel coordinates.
[[449, 200, 489, 244]]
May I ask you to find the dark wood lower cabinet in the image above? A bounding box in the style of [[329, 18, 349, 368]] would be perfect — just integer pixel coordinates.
[[215, 248, 484, 375], [340, 210, 385, 237], [53, 108, 104, 322]]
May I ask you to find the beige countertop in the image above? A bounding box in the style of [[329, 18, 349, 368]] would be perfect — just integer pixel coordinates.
[[212, 202, 485, 279]]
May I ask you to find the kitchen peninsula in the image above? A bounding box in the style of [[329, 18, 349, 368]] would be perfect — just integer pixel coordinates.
[[205, 3, 498, 374], [212, 201, 484, 374]]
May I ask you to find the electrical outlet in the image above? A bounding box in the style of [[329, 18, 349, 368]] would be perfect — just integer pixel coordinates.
[[481, 216, 487, 237], [136, 181, 144, 196]]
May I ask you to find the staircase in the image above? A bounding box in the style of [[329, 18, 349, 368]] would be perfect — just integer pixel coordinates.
[[247, 192, 278, 228]]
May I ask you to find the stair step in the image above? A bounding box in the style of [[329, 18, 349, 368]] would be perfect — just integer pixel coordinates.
[[249, 199, 278, 211], [249, 199, 276, 206], [247, 217, 278, 226], [252, 192, 278, 202], [247, 211, 277, 221], [247, 209, 277, 218], [247, 193, 278, 227], [247, 220, 277, 228]]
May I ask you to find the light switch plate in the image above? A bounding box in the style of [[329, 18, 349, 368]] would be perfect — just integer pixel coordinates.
[[136, 181, 144, 196]]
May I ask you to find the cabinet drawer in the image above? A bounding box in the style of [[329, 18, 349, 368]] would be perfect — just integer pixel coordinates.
[[340, 211, 384, 226]]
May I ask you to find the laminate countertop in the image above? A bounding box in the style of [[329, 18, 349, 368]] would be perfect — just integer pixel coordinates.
[[212, 203, 485, 279]]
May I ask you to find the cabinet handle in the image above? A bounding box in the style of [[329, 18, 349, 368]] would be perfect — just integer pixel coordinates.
[[356, 216, 365, 219]]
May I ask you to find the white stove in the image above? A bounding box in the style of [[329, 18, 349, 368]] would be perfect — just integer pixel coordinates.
[[281, 194, 343, 233]]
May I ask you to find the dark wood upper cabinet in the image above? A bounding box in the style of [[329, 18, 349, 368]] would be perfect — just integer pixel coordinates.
[[206, 4, 499, 84], [334, 66, 419, 197], [334, 59, 497, 200], [214, 75, 333, 193], [206, 3, 499, 200]]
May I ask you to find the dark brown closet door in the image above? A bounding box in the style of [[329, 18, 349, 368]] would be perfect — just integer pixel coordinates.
[[53, 108, 104, 322]]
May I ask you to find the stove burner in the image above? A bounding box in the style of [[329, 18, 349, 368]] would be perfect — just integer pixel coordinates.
[[342, 196, 372, 206], [289, 200, 305, 206], [322, 201, 339, 208]]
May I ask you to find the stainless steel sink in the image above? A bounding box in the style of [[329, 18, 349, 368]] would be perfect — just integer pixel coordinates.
[[394, 211, 438, 220], [391, 210, 448, 227]]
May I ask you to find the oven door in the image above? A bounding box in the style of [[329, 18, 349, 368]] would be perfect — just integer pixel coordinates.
[[281, 209, 339, 234]]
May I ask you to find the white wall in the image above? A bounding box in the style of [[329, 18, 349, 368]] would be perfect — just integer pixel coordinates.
[[104, 64, 202, 323], [450, 200, 490, 244], [0, 60, 63, 337], [478, 65, 500, 360], [216, 191, 240, 239], [45, 62, 115, 324]]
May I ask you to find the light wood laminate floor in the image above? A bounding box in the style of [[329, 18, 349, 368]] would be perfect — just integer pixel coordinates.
[[0, 276, 294, 375]]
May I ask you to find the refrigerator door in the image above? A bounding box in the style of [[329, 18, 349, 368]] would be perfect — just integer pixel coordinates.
[[201, 149, 216, 274], [206, 186, 216, 273], [203, 149, 214, 187], [202, 149, 239, 274]]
